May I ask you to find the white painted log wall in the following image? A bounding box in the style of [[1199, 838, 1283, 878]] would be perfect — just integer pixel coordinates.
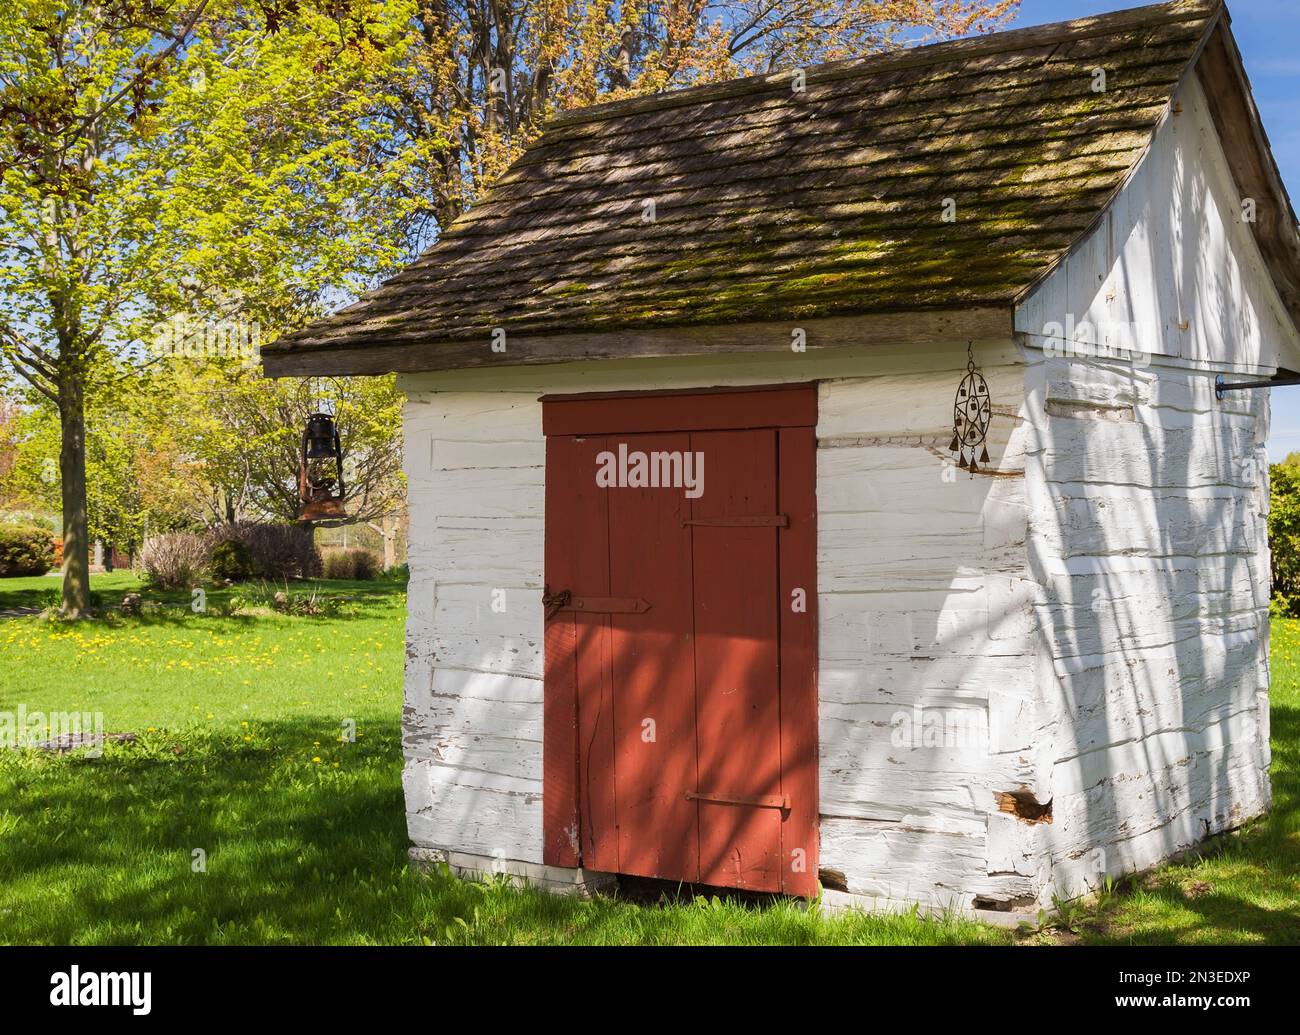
[[396, 344, 1041, 909], [1014, 349, 1272, 903], [814, 364, 1042, 910], [1011, 74, 1283, 903]]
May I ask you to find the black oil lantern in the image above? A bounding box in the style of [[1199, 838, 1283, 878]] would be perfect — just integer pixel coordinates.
[[298, 412, 347, 522]]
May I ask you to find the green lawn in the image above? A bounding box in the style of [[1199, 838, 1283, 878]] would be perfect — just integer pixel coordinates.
[[0, 573, 1295, 944]]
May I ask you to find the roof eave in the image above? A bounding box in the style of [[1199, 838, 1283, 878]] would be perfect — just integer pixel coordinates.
[[1192, 15, 1300, 337], [260, 305, 1016, 378]]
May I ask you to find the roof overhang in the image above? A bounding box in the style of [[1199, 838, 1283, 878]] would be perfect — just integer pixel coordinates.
[[1193, 15, 1300, 330], [260, 306, 1015, 377]]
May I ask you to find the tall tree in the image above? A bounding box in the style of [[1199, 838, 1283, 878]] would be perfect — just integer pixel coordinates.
[[4, 367, 202, 551], [0, 1, 419, 614], [0, 389, 18, 500]]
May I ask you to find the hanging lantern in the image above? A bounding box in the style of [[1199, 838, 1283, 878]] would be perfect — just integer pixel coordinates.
[[298, 412, 347, 522], [949, 343, 992, 476]]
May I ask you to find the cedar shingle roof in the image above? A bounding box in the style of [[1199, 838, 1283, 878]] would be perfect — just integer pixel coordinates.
[[265, 1, 1259, 373]]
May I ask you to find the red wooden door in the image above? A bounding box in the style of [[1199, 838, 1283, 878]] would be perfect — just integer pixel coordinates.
[[542, 386, 817, 896]]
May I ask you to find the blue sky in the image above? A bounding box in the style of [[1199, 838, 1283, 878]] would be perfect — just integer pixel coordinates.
[[1015, 1, 1300, 459]]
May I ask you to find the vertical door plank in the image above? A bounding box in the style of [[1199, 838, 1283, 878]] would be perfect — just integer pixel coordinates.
[[778, 426, 819, 896], [543, 435, 583, 867], [606, 432, 700, 881], [571, 437, 619, 872], [691, 428, 784, 892]]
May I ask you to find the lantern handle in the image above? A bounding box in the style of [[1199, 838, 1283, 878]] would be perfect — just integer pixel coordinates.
[[297, 374, 345, 417]]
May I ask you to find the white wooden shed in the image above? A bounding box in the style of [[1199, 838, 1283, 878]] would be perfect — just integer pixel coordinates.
[[264, 0, 1299, 915]]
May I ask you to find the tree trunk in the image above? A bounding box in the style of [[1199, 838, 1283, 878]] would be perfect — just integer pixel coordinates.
[[58, 368, 91, 618], [367, 514, 398, 569]]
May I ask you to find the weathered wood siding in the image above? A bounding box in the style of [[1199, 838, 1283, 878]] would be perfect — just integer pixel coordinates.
[[396, 345, 1039, 908], [1011, 76, 1287, 902], [815, 363, 1039, 910], [1012, 352, 1272, 903]]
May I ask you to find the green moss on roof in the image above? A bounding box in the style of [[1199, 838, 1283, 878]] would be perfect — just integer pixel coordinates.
[[270, 1, 1220, 354]]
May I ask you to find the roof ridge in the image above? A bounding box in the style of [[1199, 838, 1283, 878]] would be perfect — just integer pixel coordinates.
[[546, 0, 1220, 130]]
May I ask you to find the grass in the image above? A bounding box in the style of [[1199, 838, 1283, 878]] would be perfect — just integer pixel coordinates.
[[0, 572, 1295, 944]]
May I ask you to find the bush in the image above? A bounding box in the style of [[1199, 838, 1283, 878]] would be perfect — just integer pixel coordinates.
[[0, 524, 56, 577], [1271, 462, 1300, 617], [140, 533, 211, 589], [321, 551, 347, 580], [352, 549, 378, 581], [322, 547, 379, 580], [207, 522, 322, 581], [210, 538, 255, 582]]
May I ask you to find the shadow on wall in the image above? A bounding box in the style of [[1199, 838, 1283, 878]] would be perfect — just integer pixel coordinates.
[[1020, 101, 1273, 900]]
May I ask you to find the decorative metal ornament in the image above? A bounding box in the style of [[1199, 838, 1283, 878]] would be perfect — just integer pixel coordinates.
[[949, 344, 992, 475]]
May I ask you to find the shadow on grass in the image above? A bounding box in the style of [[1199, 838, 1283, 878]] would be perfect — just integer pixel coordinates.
[[1, 577, 408, 627], [0, 716, 1001, 946], [0, 585, 60, 613], [0, 572, 139, 613], [1, 716, 427, 943]]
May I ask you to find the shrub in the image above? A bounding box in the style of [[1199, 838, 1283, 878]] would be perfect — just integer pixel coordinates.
[[210, 538, 255, 582], [207, 522, 322, 581], [351, 549, 378, 581], [320, 550, 348, 579], [140, 533, 211, 589], [0, 524, 56, 577], [322, 547, 379, 581], [1271, 462, 1300, 617]]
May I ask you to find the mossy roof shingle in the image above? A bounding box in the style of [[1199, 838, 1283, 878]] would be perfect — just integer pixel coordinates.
[[266, 1, 1227, 369]]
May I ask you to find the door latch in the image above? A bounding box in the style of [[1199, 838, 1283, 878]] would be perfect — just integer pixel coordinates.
[[686, 791, 790, 810], [542, 585, 572, 619]]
